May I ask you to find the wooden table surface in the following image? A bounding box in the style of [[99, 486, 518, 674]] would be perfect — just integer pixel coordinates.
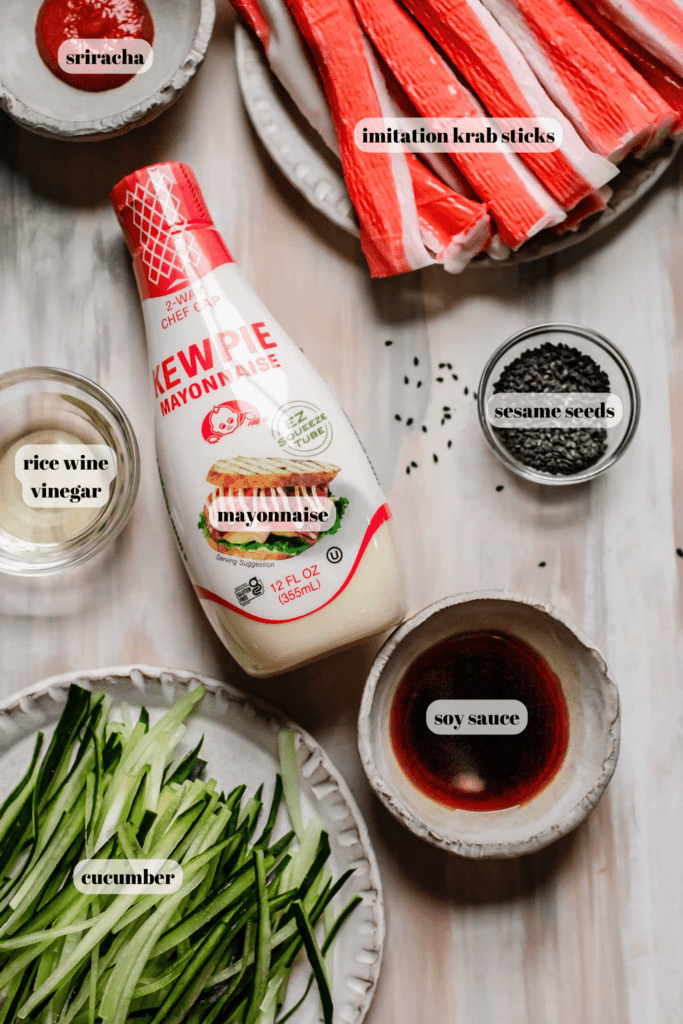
[[2, 4, 683, 1022]]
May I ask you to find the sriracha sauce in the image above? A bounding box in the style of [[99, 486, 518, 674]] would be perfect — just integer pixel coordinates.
[[36, 0, 154, 92]]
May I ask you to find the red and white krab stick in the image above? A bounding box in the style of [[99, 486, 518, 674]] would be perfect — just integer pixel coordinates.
[[399, 0, 618, 207], [229, 0, 683, 275], [579, 0, 683, 79], [353, 0, 568, 248], [574, 0, 683, 133], [284, 0, 439, 276], [480, 0, 676, 159]]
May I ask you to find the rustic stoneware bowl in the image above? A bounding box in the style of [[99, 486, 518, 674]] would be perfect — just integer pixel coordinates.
[[358, 592, 620, 859], [0, 0, 215, 140]]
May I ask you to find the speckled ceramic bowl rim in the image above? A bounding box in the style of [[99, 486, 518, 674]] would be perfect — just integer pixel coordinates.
[[358, 591, 621, 859], [0, 0, 215, 140]]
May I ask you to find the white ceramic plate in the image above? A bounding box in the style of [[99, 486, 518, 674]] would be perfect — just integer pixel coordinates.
[[235, 23, 682, 266], [0, 665, 383, 1024], [0, 0, 215, 140]]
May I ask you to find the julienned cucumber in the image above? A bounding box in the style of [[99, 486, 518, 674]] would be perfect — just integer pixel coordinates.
[[0, 685, 359, 1024]]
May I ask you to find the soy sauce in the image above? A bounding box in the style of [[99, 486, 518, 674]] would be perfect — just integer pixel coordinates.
[[390, 631, 569, 812]]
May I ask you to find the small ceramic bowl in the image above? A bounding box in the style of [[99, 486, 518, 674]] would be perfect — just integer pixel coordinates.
[[0, 0, 215, 140], [358, 593, 620, 859], [477, 323, 640, 485]]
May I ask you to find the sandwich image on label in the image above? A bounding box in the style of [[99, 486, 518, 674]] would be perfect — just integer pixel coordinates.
[[200, 457, 347, 559], [110, 161, 405, 677]]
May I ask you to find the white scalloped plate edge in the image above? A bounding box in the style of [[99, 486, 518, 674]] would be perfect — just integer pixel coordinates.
[[0, 664, 384, 1024]]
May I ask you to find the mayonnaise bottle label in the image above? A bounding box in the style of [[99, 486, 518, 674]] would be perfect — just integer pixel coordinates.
[[144, 263, 390, 623]]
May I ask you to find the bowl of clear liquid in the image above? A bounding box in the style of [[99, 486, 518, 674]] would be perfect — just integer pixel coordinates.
[[0, 367, 140, 575]]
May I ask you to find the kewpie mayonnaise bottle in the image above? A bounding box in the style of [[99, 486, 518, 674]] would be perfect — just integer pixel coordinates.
[[111, 162, 405, 677]]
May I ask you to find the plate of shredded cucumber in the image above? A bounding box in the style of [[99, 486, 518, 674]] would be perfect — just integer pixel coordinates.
[[0, 666, 383, 1024]]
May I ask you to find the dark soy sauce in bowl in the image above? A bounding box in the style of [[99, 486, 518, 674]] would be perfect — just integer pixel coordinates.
[[390, 631, 570, 811]]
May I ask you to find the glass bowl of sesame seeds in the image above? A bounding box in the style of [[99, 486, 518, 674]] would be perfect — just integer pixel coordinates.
[[477, 324, 641, 486]]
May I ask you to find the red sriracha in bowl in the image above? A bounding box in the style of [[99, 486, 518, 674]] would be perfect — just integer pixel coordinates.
[[36, 0, 155, 93]]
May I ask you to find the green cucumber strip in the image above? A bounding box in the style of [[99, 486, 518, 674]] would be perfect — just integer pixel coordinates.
[[296, 832, 331, 900], [0, 960, 38, 1024], [95, 688, 204, 842], [153, 835, 294, 957], [98, 876, 203, 1024], [15, 891, 141, 1017], [116, 822, 143, 861], [8, 804, 86, 914], [166, 737, 204, 787], [269, 869, 355, 978], [207, 866, 346, 990], [276, 895, 364, 1024], [149, 920, 232, 1024], [0, 912, 105, 950], [292, 901, 332, 1024], [0, 893, 90, 994], [244, 851, 271, 1024], [6, 835, 117, 941], [112, 835, 236, 935], [36, 687, 91, 804], [87, 897, 100, 1024], [254, 776, 283, 852], [281, 819, 323, 895], [256, 975, 285, 1024], [133, 947, 195, 997], [278, 734, 303, 842], [128, 765, 151, 831], [0, 732, 43, 835]]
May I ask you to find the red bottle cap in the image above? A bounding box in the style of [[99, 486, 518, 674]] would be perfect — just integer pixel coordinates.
[[110, 162, 233, 299]]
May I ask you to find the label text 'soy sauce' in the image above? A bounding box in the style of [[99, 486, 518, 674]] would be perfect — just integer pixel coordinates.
[[390, 631, 569, 811]]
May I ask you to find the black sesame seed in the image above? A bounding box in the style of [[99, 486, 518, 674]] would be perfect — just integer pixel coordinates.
[[447, 440, 452, 448], [433, 454, 438, 463], [538, 561, 546, 567], [439, 363, 446, 369], [385, 340, 393, 346], [436, 377, 444, 382], [447, 363, 453, 370], [406, 418, 414, 426], [444, 413, 452, 419], [414, 357, 419, 366], [496, 485, 504, 492], [464, 387, 469, 395], [395, 414, 401, 421], [452, 374, 458, 381], [441, 418, 445, 425], [404, 376, 409, 385], [411, 461, 418, 468], [678, 548, 683, 558], [406, 466, 411, 474], [417, 381, 422, 388], [422, 425, 428, 433]]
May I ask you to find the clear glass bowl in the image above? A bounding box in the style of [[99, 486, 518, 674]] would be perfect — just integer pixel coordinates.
[[0, 368, 140, 575], [477, 324, 641, 486]]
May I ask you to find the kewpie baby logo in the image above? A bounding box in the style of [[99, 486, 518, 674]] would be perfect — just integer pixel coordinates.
[[201, 401, 261, 443]]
